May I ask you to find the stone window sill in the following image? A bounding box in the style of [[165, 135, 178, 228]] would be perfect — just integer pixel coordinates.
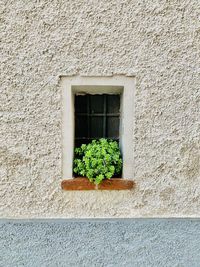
[[61, 177, 135, 191]]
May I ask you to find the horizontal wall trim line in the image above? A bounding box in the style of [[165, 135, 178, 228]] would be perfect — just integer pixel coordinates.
[[1, 218, 200, 223]]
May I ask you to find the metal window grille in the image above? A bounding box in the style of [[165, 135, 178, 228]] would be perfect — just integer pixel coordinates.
[[75, 94, 120, 146]]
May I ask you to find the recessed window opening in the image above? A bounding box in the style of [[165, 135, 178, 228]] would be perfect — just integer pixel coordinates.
[[61, 76, 135, 179], [75, 94, 120, 147]]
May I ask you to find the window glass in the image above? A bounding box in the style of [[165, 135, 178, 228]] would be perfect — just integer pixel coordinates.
[[75, 94, 120, 146]]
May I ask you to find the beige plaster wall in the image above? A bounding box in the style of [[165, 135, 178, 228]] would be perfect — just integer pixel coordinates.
[[0, 0, 199, 218]]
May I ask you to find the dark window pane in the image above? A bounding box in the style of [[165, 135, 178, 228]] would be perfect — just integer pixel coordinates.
[[75, 139, 90, 147], [75, 94, 120, 144], [90, 95, 104, 114], [107, 95, 120, 114], [106, 116, 119, 139], [90, 117, 103, 138], [75, 95, 88, 113], [75, 115, 88, 138]]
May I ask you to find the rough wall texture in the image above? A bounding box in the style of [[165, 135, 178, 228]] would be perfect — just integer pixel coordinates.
[[0, 0, 200, 218], [1, 219, 200, 267]]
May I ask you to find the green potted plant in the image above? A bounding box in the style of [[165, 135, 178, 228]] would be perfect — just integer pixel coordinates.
[[73, 138, 122, 184]]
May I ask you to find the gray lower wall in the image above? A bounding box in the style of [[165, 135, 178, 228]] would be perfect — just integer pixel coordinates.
[[1, 219, 200, 267]]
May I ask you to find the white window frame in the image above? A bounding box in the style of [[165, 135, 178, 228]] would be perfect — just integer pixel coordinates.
[[61, 75, 135, 179]]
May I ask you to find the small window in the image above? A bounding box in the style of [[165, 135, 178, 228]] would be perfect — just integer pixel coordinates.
[[75, 94, 120, 146], [61, 76, 135, 180]]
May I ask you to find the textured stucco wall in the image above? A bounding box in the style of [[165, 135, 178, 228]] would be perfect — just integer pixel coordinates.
[[0, 1, 200, 218], [1, 219, 200, 267]]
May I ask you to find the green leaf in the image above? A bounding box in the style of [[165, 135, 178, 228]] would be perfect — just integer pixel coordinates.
[[73, 138, 122, 184]]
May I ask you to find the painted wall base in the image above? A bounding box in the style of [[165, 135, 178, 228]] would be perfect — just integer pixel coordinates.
[[1, 219, 200, 267]]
